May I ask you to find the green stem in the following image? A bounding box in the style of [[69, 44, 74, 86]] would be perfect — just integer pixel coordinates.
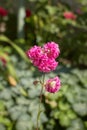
[[36, 74, 45, 130]]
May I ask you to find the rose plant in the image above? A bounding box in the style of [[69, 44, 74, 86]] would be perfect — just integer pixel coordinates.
[[26, 41, 61, 129]]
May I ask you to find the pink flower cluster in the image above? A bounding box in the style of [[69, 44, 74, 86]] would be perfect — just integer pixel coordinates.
[[26, 42, 60, 72], [63, 11, 76, 20], [0, 7, 8, 17], [26, 42, 61, 93], [45, 76, 61, 93]]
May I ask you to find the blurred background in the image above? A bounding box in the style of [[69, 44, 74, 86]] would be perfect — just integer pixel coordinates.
[[0, 0, 87, 130]]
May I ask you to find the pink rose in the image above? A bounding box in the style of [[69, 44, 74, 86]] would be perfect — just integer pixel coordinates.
[[26, 9, 31, 17], [63, 11, 76, 20], [26, 41, 60, 73], [43, 41, 60, 59], [45, 76, 61, 93], [38, 57, 58, 72], [0, 7, 8, 17], [26, 45, 43, 65]]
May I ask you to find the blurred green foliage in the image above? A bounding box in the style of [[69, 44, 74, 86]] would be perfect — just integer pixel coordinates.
[[25, 0, 87, 65], [0, 55, 87, 130]]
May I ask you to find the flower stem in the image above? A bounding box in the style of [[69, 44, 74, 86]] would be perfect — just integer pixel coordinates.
[[36, 87, 43, 130], [36, 74, 45, 130]]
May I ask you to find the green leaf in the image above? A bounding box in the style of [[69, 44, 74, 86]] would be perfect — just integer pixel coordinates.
[[59, 113, 70, 127], [0, 117, 11, 126], [73, 103, 87, 116], [19, 88, 28, 97], [0, 35, 29, 63], [45, 5, 58, 15], [6, 63, 17, 79], [0, 124, 6, 130], [0, 101, 5, 111], [67, 118, 85, 130]]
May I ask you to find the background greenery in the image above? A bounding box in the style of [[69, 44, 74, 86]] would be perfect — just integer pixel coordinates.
[[0, 0, 87, 130]]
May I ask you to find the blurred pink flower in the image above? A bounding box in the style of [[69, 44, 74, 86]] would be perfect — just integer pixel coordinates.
[[63, 11, 76, 20], [76, 9, 82, 15], [0, 7, 8, 17], [0, 57, 7, 66], [45, 76, 61, 93], [26, 9, 31, 17], [43, 41, 60, 59]]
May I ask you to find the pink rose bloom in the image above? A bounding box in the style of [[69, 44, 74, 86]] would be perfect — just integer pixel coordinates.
[[26, 45, 43, 66], [38, 57, 58, 72], [63, 11, 76, 20], [0, 7, 8, 17], [26, 9, 31, 17], [43, 42, 60, 59], [76, 9, 82, 15], [26, 41, 60, 72], [45, 76, 61, 93]]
